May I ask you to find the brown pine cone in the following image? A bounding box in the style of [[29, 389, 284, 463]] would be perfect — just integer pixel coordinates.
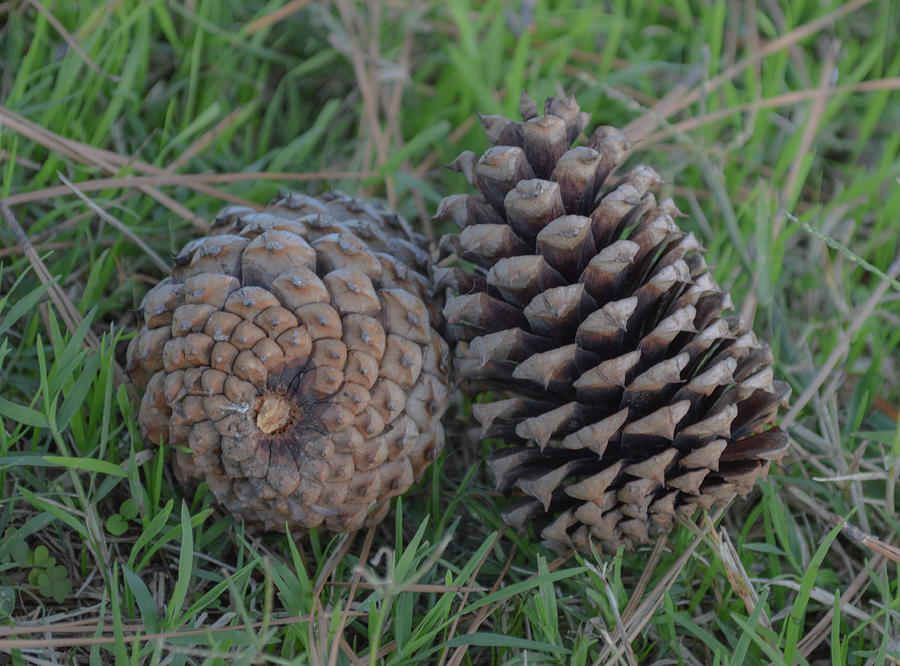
[[126, 191, 451, 533], [437, 92, 790, 554]]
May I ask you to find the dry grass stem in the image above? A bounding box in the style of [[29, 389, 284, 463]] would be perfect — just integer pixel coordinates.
[[244, 0, 314, 35]]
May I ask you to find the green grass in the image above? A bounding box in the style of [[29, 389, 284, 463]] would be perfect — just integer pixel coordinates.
[[1, 0, 899, 663]]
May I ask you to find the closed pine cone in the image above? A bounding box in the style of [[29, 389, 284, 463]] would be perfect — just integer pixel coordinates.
[[127, 191, 451, 533], [436, 92, 790, 554]]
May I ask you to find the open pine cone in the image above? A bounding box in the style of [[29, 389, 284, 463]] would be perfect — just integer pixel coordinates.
[[437, 92, 790, 554], [127, 192, 451, 533]]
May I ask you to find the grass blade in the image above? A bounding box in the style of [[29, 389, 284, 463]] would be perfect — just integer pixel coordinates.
[[164, 501, 194, 628]]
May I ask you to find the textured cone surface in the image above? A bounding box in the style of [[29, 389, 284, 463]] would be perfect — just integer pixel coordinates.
[[438, 93, 790, 554], [127, 191, 451, 533]]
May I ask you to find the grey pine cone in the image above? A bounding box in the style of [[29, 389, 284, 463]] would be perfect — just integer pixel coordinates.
[[437, 92, 790, 554]]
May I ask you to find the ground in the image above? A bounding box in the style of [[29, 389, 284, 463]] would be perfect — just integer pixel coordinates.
[[1, 1, 899, 664]]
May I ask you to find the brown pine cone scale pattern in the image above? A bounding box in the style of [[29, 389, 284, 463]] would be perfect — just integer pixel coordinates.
[[438, 93, 790, 554], [127, 192, 451, 533]]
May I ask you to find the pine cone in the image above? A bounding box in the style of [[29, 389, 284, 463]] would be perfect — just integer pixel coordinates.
[[126, 191, 451, 533], [437, 92, 790, 554]]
